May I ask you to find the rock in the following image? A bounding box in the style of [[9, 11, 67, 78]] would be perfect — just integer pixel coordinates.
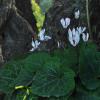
[[0, 0, 34, 61]]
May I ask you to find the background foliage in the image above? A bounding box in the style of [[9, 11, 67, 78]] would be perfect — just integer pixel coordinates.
[[31, 0, 53, 31]]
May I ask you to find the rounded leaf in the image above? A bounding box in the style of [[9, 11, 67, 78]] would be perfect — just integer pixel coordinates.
[[32, 61, 75, 97], [79, 46, 100, 90]]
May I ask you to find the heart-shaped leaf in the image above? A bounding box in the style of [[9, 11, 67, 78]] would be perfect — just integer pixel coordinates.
[[14, 52, 52, 86], [79, 45, 100, 90], [0, 61, 23, 93], [32, 60, 75, 97]]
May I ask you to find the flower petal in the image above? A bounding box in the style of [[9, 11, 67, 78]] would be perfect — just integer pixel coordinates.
[[82, 33, 89, 42], [68, 28, 80, 47], [75, 10, 80, 19], [72, 28, 76, 35], [32, 41, 36, 48], [38, 28, 45, 41], [35, 40, 40, 48], [65, 18, 71, 28], [44, 36, 52, 41], [30, 48, 36, 52], [75, 31, 80, 45], [82, 27, 86, 32], [60, 18, 66, 28], [77, 26, 86, 34], [68, 28, 72, 40]]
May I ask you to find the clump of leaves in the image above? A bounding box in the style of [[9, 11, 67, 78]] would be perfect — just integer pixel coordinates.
[[0, 51, 75, 99], [0, 42, 100, 100]]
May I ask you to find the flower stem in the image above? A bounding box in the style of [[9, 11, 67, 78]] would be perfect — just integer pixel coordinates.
[[86, 0, 91, 36]]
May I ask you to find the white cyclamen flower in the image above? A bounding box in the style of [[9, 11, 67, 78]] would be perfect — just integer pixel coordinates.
[[44, 36, 52, 41], [82, 33, 89, 42], [38, 28, 45, 41], [60, 18, 71, 29], [74, 10, 80, 19], [38, 28, 52, 41], [30, 40, 40, 52], [68, 28, 80, 47], [77, 27, 86, 35]]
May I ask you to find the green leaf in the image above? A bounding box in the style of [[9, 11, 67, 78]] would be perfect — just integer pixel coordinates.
[[0, 52, 52, 94], [14, 52, 51, 86], [27, 93, 38, 100], [69, 80, 100, 100], [68, 91, 100, 100], [11, 89, 27, 100], [0, 61, 23, 94], [53, 48, 78, 73], [48, 96, 68, 100], [79, 44, 100, 90], [31, 60, 75, 97]]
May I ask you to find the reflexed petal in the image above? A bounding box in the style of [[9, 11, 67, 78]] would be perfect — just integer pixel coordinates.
[[68, 28, 72, 34], [60, 18, 70, 28], [77, 10, 80, 15], [65, 18, 71, 28], [77, 27, 82, 34], [68, 28, 80, 47], [72, 28, 76, 35], [82, 27, 86, 32], [57, 41, 60, 48], [38, 28, 45, 41], [75, 10, 80, 19], [77, 27, 86, 34], [44, 36, 52, 41], [31, 40, 40, 52], [72, 31, 80, 47], [68, 28, 72, 40], [75, 31, 80, 44], [40, 28, 45, 35], [60, 18, 66, 28], [82, 33, 89, 42], [68, 29, 73, 45]]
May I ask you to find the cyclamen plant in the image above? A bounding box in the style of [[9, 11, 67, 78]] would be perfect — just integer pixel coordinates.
[[60, 9, 89, 47], [0, 1, 100, 100], [30, 9, 89, 51], [68, 27, 89, 46], [30, 28, 52, 51]]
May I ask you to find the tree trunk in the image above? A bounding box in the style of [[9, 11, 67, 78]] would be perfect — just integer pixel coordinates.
[[0, 0, 35, 62]]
